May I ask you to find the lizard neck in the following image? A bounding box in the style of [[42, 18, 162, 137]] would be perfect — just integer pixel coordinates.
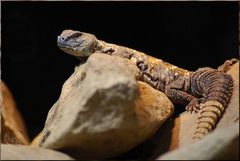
[[95, 40, 118, 53], [95, 40, 106, 52], [96, 40, 144, 60]]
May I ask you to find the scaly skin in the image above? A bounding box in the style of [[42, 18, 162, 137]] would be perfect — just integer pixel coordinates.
[[57, 29, 237, 141]]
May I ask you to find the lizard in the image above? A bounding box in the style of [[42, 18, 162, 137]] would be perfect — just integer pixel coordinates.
[[57, 29, 237, 141]]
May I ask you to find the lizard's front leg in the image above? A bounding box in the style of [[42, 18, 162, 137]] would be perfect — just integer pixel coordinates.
[[165, 77, 200, 113]]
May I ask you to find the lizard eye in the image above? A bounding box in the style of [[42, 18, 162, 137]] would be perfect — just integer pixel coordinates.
[[69, 32, 82, 39]]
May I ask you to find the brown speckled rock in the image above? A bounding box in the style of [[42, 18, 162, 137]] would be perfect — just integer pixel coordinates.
[[117, 60, 239, 160], [1, 81, 30, 145], [169, 61, 239, 149], [32, 53, 174, 160], [155, 61, 239, 160]]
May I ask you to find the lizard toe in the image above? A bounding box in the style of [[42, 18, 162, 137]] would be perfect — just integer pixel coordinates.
[[186, 98, 200, 113]]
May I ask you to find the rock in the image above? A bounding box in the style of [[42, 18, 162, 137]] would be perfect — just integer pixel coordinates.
[[154, 61, 239, 159], [1, 81, 30, 145], [30, 130, 44, 146], [115, 61, 239, 160], [158, 123, 239, 160], [1, 144, 73, 160], [170, 61, 240, 149], [32, 53, 174, 160], [217, 61, 239, 128]]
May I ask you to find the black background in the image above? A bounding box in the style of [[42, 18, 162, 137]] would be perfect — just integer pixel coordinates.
[[1, 2, 239, 140]]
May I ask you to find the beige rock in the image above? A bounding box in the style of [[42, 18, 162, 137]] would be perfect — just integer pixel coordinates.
[[152, 61, 239, 159], [30, 130, 44, 147], [1, 81, 30, 145], [217, 61, 239, 128], [118, 61, 239, 160], [1, 144, 73, 160], [158, 123, 239, 160], [170, 61, 240, 149], [33, 53, 173, 160]]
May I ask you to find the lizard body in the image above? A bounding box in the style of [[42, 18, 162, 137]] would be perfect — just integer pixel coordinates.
[[57, 29, 236, 141]]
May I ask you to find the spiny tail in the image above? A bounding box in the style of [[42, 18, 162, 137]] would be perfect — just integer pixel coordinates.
[[192, 70, 234, 141]]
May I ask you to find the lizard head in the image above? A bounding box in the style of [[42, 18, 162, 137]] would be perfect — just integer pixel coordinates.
[[57, 29, 97, 57]]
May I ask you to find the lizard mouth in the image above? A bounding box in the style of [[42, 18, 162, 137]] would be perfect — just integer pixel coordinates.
[[57, 36, 79, 48], [57, 43, 72, 49]]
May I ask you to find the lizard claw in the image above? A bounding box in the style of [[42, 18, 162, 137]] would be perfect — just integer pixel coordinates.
[[186, 98, 200, 113]]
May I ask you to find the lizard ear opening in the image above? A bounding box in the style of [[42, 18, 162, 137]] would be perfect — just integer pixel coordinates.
[[69, 31, 83, 39]]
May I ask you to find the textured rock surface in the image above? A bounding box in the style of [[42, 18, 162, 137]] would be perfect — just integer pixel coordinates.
[[1, 144, 73, 160], [33, 53, 173, 159], [154, 61, 239, 159], [169, 61, 239, 149], [159, 123, 239, 160], [217, 61, 239, 128], [1, 81, 30, 145], [114, 61, 239, 160]]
